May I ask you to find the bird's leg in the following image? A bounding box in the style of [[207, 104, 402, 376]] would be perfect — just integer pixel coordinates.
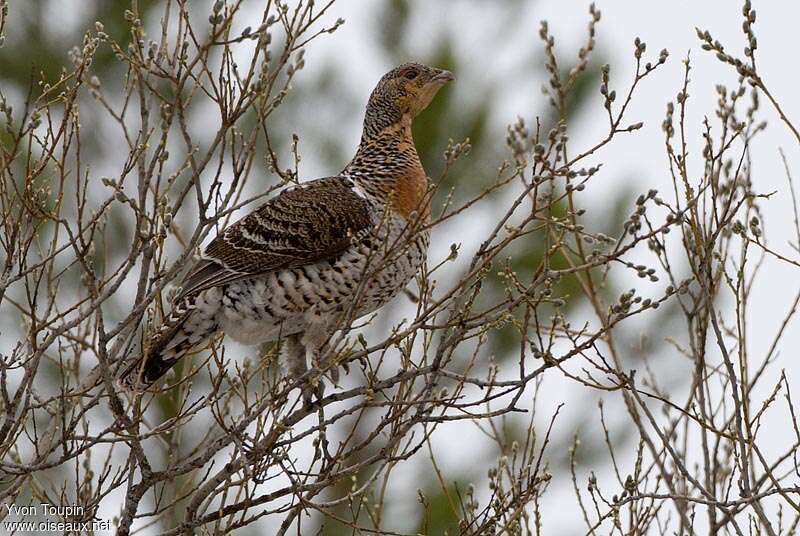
[[302, 324, 337, 385], [301, 310, 342, 386], [280, 334, 318, 407], [280, 333, 307, 378]]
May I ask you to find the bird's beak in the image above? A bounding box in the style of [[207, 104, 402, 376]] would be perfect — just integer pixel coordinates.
[[432, 69, 455, 84], [412, 68, 454, 115]]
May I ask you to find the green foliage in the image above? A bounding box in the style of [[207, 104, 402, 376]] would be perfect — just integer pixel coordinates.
[[0, 1, 157, 93], [379, 0, 411, 55], [416, 483, 462, 535]]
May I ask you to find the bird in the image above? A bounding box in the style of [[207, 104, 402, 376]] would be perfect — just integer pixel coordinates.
[[119, 62, 454, 399]]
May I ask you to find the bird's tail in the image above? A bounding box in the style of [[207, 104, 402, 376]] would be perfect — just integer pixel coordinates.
[[118, 297, 219, 389]]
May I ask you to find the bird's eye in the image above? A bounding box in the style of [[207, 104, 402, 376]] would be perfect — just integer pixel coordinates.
[[404, 69, 419, 80]]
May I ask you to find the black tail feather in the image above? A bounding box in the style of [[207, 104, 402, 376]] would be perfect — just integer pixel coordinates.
[[118, 301, 197, 389]]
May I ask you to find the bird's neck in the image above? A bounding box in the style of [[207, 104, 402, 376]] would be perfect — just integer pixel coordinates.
[[345, 122, 430, 221]]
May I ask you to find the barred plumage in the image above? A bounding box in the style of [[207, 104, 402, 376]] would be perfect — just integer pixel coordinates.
[[119, 63, 454, 394]]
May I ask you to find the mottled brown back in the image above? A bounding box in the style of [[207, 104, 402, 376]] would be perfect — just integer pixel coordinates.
[[178, 177, 373, 300]]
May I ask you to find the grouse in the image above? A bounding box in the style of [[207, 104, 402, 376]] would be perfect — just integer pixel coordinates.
[[119, 63, 454, 395]]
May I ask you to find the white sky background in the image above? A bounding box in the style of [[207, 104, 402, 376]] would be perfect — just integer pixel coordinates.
[[9, 0, 800, 533], [296, 1, 800, 533]]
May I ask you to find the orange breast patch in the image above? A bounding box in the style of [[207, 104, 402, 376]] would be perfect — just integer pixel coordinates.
[[390, 166, 429, 220]]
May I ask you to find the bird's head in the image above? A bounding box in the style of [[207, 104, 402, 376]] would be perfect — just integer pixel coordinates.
[[362, 62, 454, 139]]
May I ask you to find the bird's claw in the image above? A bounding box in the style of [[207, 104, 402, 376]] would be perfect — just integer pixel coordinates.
[[340, 354, 367, 376], [326, 360, 340, 385], [313, 345, 344, 386], [301, 370, 325, 409]]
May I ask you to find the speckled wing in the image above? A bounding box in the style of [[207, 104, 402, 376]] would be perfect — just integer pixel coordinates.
[[176, 177, 373, 301]]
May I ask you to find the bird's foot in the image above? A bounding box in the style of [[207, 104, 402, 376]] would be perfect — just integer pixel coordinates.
[[328, 365, 340, 385], [301, 370, 326, 409], [340, 352, 367, 376], [310, 343, 343, 387]]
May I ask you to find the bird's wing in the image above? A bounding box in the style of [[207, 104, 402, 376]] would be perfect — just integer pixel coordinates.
[[175, 177, 373, 302]]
